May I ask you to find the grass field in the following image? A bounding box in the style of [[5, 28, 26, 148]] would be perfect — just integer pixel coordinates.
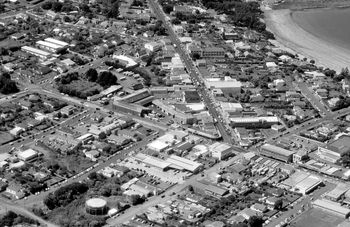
[[0, 131, 14, 145], [292, 208, 343, 227]]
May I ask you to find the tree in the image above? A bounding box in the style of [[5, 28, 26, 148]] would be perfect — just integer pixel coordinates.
[[97, 71, 117, 88], [85, 68, 98, 82], [163, 4, 173, 14], [0, 73, 19, 94], [191, 52, 201, 60], [99, 132, 107, 140], [51, 2, 63, 12], [248, 216, 263, 227], [41, 1, 52, 10], [274, 199, 283, 210], [106, 1, 119, 19], [128, 194, 145, 205]]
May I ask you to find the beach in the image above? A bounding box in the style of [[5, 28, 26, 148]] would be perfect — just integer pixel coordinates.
[[264, 9, 350, 72]]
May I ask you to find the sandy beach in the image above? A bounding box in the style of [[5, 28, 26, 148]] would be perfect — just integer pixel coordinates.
[[264, 9, 350, 72]]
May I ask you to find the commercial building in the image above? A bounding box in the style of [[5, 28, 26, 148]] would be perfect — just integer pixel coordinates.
[[152, 99, 196, 125], [44, 38, 69, 48], [202, 47, 225, 58], [313, 199, 350, 218], [21, 46, 51, 59], [147, 140, 170, 152], [113, 101, 151, 116], [209, 142, 232, 160], [36, 40, 63, 53], [112, 55, 138, 67], [318, 136, 350, 163], [192, 180, 229, 198], [166, 155, 203, 173], [220, 102, 243, 115], [144, 42, 163, 52], [205, 77, 242, 95], [118, 89, 151, 103], [260, 144, 295, 163], [134, 153, 170, 171], [230, 116, 280, 128], [17, 149, 38, 162], [324, 183, 350, 201], [294, 175, 322, 195]]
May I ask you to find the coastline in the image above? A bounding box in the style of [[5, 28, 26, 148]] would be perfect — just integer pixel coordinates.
[[264, 8, 350, 73]]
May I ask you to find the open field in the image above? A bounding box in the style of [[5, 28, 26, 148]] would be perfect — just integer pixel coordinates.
[[292, 208, 343, 227]]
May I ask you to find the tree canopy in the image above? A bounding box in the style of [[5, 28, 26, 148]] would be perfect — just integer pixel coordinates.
[[0, 73, 19, 94]]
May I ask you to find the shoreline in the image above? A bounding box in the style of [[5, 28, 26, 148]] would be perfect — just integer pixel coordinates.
[[264, 8, 350, 73]]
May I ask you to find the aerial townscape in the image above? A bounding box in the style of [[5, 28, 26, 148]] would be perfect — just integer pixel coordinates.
[[2, 0, 350, 226]]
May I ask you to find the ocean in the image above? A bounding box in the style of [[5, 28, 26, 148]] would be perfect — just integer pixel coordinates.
[[292, 7, 350, 51]]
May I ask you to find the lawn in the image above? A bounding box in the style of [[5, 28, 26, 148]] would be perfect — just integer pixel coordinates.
[[291, 208, 343, 227]]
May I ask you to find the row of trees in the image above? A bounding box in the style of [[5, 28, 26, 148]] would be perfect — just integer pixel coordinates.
[[44, 182, 89, 210], [41, 1, 77, 13]]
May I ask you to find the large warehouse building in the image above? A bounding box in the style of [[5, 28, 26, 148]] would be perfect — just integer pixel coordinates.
[[260, 144, 295, 163], [313, 199, 350, 218], [294, 175, 323, 195], [21, 46, 51, 59], [318, 136, 350, 163]]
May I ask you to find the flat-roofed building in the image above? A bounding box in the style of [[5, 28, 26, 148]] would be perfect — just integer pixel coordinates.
[[134, 153, 170, 171], [209, 142, 232, 160], [147, 140, 170, 152], [192, 180, 228, 198], [260, 143, 295, 163], [230, 116, 280, 128], [205, 77, 242, 95], [324, 183, 350, 201], [202, 47, 225, 58], [44, 38, 69, 48], [113, 101, 151, 116], [144, 42, 163, 52], [17, 149, 38, 162], [36, 40, 63, 53], [294, 175, 322, 195], [21, 46, 51, 59], [318, 136, 350, 163], [166, 155, 203, 173], [313, 199, 350, 218]]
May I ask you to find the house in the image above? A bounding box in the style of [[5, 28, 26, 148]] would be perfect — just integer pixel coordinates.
[[6, 183, 25, 199], [85, 150, 100, 161], [250, 203, 267, 213], [265, 197, 279, 210]]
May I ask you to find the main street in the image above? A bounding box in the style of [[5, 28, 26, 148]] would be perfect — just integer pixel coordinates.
[[148, 0, 234, 145]]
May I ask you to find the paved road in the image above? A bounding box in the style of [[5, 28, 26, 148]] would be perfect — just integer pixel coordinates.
[[19, 132, 160, 209], [265, 106, 350, 144], [266, 182, 333, 227], [148, 0, 234, 145], [107, 154, 243, 226], [0, 198, 58, 227], [295, 82, 329, 117]]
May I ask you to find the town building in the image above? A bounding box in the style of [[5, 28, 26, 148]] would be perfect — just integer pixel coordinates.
[[205, 77, 242, 95], [260, 144, 295, 163], [318, 136, 350, 163], [209, 142, 232, 160], [17, 149, 38, 162], [230, 116, 280, 128], [21, 46, 52, 59], [313, 199, 350, 218]]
